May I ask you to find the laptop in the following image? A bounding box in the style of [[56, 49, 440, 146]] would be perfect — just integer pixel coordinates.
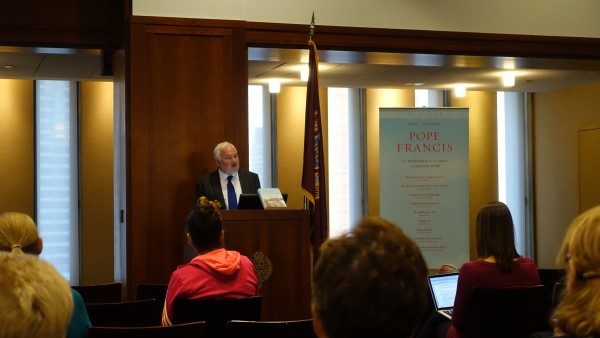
[[427, 273, 459, 319]]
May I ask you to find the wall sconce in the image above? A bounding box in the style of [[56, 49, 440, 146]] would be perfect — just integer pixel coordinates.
[[300, 66, 309, 81], [454, 84, 466, 97], [269, 79, 281, 93], [503, 72, 516, 87]]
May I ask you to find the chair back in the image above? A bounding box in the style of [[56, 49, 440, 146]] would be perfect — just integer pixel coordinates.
[[465, 285, 549, 338], [85, 298, 164, 327], [538, 269, 566, 315], [226, 319, 316, 338], [72, 282, 122, 303], [87, 321, 208, 338], [173, 296, 262, 337], [552, 282, 566, 308], [285, 319, 318, 338], [136, 283, 168, 301], [226, 320, 287, 338]]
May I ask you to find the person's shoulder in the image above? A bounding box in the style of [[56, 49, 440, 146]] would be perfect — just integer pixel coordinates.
[[460, 260, 487, 270], [515, 256, 538, 269], [200, 170, 218, 178], [515, 256, 535, 264], [458, 260, 494, 278], [71, 288, 85, 303], [197, 170, 218, 183]]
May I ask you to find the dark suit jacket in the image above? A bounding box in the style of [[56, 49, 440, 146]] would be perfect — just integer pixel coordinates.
[[194, 169, 261, 210]]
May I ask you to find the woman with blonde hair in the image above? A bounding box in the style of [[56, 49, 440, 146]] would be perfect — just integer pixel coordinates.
[[0, 211, 42, 254], [550, 205, 600, 338], [0, 211, 91, 338], [0, 250, 73, 338]]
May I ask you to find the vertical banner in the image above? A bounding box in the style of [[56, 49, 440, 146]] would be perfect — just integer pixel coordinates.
[[379, 108, 469, 269], [302, 40, 328, 264]]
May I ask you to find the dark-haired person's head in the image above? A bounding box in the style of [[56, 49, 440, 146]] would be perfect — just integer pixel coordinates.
[[475, 201, 520, 272], [186, 196, 225, 253], [312, 217, 429, 338]]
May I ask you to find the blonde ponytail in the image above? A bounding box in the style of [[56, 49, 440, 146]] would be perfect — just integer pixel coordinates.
[[0, 212, 39, 254]]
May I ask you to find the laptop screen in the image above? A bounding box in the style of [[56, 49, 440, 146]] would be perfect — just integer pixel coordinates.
[[427, 273, 459, 310]]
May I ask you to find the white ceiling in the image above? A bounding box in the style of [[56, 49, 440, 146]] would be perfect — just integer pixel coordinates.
[[0, 47, 108, 80], [2, 47, 600, 92]]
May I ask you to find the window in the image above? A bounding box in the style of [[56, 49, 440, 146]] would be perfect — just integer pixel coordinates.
[[497, 91, 533, 258], [248, 85, 272, 187], [36, 80, 79, 283], [327, 88, 364, 237]]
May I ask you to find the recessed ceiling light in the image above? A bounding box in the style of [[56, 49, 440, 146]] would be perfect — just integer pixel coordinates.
[[300, 66, 309, 81], [503, 72, 516, 87], [269, 79, 281, 93], [455, 84, 466, 97]]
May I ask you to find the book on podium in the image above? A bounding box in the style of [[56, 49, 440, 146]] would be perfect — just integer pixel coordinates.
[[257, 188, 287, 209]]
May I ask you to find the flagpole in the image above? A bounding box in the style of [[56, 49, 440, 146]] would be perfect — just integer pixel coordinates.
[[309, 11, 315, 41], [304, 11, 315, 212], [302, 12, 328, 264]]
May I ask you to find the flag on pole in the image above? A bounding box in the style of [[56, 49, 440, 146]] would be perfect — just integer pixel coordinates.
[[302, 38, 328, 264]]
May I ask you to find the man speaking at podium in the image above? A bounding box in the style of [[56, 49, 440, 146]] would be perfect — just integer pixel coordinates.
[[195, 141, 261, 210]]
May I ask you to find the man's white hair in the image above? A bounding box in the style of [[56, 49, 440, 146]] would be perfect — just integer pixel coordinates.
[[213, 141, 236, 161]]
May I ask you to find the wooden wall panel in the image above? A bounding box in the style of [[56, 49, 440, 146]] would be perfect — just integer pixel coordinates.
[[127, 17, 248, 295], [0, 0, 126, 48], [245, 22, 600, 60]]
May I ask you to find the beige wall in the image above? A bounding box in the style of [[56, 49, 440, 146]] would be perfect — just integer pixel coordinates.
[[133, 0, 600, 38], [0, 80, 34, 216], [80, 81, 115, 284], [533, 81, 600, 268], [0, 79, 114, 284], [451, 91, 498, 257]]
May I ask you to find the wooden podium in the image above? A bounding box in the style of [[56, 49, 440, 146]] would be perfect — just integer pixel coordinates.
[[221, 209, 312, 321]]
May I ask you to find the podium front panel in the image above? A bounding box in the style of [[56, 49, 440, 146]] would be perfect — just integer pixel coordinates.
[[221, 209, 311, 321]]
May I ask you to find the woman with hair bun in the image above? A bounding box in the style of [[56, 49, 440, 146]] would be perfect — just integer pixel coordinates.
[[162, 196, 259, 326]]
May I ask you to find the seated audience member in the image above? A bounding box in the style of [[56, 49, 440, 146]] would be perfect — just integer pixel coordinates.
[[311, 217, 430, 338], [534, 205, 600, 338], [0, 211, 91, 338], [418, 201, 541, 338], [162, 196, 259, 326], [0, 251, 74, 338]]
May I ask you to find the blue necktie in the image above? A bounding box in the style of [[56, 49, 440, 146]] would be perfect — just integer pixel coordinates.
[[227, 175, 237, 210]]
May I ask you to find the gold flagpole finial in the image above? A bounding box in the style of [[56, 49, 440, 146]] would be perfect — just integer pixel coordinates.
[[309, 11, 315, 41]]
